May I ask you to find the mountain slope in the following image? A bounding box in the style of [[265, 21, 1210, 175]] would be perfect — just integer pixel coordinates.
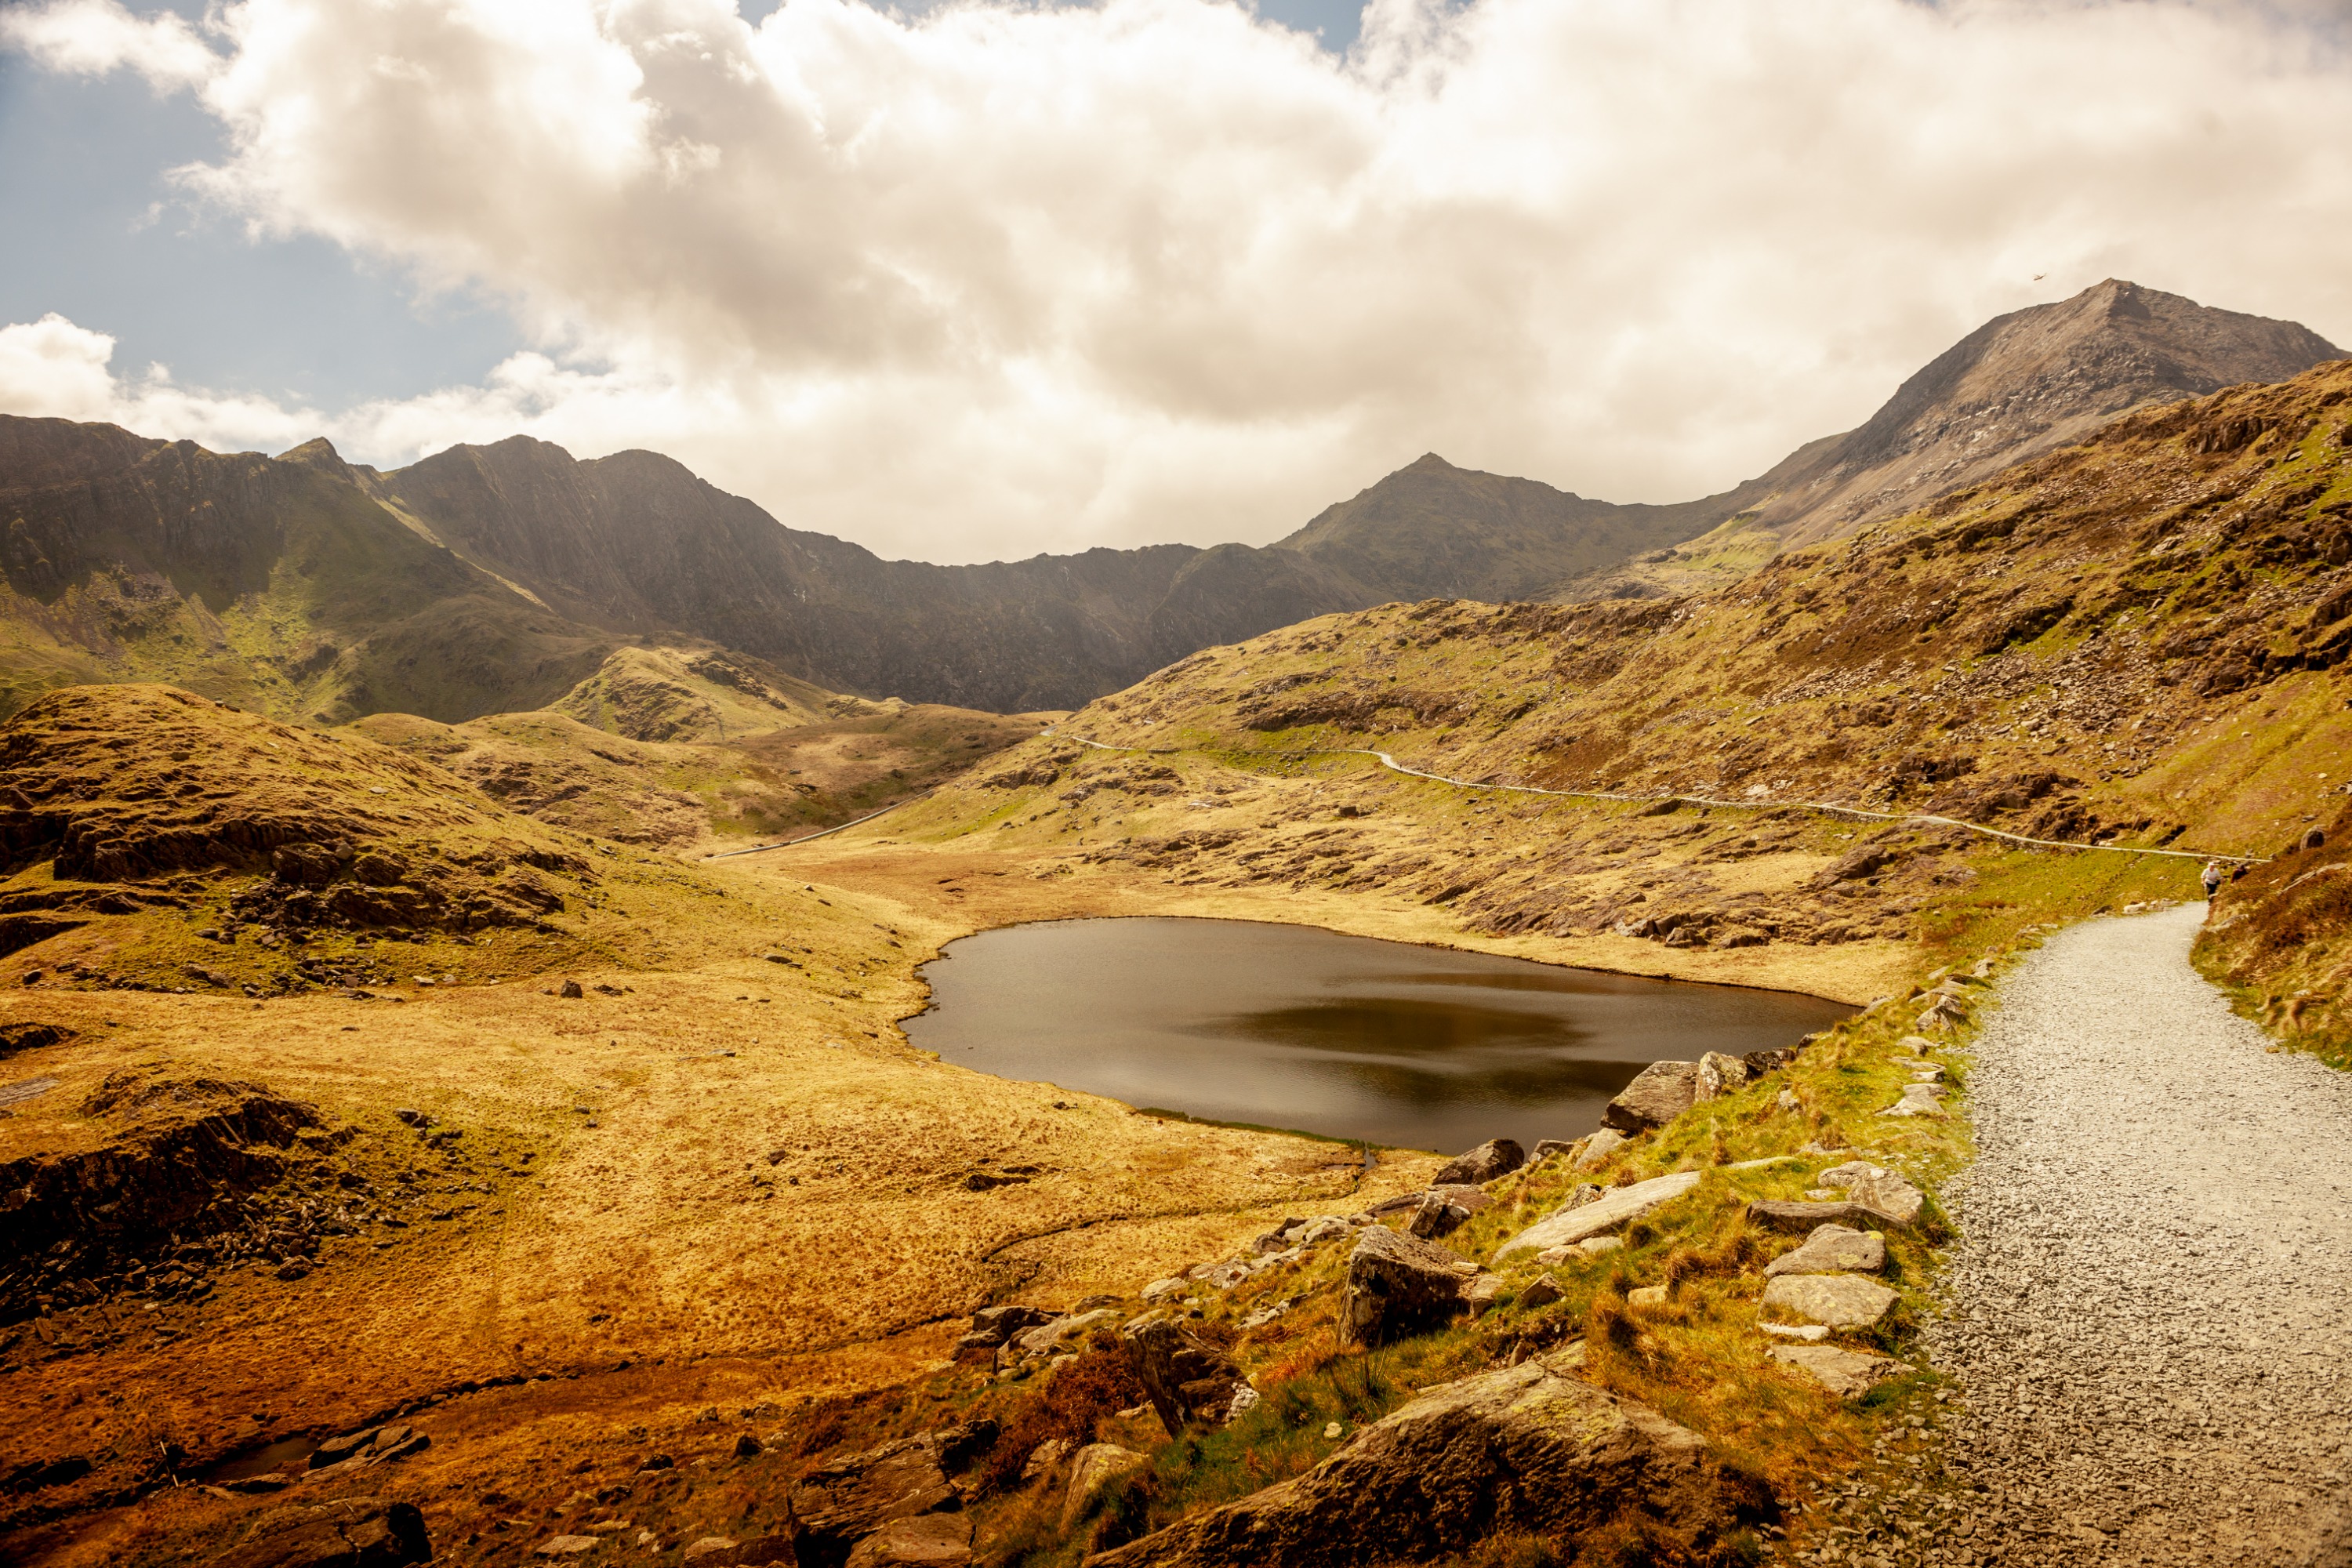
[[367, 438, 1378, 713], [1279, 281, 2337, 607], [1276, 452, 1734, 603], [1565, 279, 2341, 597], [0, 418, 622, 723], [906, 358, 2352, 967]]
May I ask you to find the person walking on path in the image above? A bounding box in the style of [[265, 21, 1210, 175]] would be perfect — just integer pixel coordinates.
[[2201, 859, 2224, 901]]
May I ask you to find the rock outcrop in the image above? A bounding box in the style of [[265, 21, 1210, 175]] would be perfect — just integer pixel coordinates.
[[1601, 1062, 1699, 1132], [786, 1435, 960, 1568], [1760, 1274, 1900, 1330], [1334, 1228, 1481, 1348], [1122, 1316, 1254, 1435], [210, 1497, 430, 1568], [1081, 1352, 1732, 1567], [1430, 1138, 1524, 1186]]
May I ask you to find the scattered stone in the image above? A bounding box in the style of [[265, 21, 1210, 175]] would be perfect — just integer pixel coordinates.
[[1141, 1277, 1189, 1305], [558, 980, 585, 1000], [1761, 1272, 1899, 1329], [533, 1538, 599, 1559], [1062, 1443, 1149, 1528], [1526, 1138, 1578, 1165], [1694, 1051, 1751, 1102], [1571, 1129, 1627, 1169], [1602, 1061, 1699, 1133], [1406, 1189, 1479, 1240], [1897, 1035, 1934, 1056], [1627, 1285, 1668, 1308], [1122, 1315, 1254, 1433], [845, 1514, 974, 1568], [681, 1540, 740, 1566], [1022, 1439, 1072, 1485], [1775, 1088, 1801, 1113], [1880, 1083, 1947, 1118], [1083, 1351, 1722, 1568], [1323, 1421, 1343, 1440], [1187, 1260, 1251, 1290], [1517, 1272, 1566, 1309], [1462, 1272, 1506, 1312], [310, 1428, 381, 1468], [1763, 1225, 1886, 1276], [1768, 1344, 1910, 1399], [1287, 1216, 1352, 1247], [734, 1432, 763, 1458], [1431, 1138, 1524, 1186], [1335, 1228, 1479, 1348], [953, 1304, 1056, 1363], [1495, 1171, 1702, 1258]]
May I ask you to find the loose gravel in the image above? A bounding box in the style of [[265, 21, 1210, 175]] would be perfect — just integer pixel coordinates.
[[1914, 906, 2352, 1566]]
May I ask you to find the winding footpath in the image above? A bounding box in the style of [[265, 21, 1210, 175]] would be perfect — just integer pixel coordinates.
[[1923, 906, 2352, 1566]]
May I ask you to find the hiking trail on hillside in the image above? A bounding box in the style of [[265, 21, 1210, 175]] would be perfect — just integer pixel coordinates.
[[1921, 906, 2352, 1566]]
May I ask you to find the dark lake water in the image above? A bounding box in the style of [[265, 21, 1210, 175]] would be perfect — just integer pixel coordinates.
[[903, 918, 1853, 1153]]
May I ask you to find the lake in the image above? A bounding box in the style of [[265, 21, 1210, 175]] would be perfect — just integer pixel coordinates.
[[903, 917, 1853, 1153]]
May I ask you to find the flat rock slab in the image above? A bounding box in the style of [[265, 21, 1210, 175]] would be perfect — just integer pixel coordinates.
[[1763, 1225, 1886, 1276], [1497, 1171, 1702, 1258], [847, 1514, 976, 1568], [1769, 1345, 1910, 1399], [1747, 1199, 1900, 1233], [1762, 1272, 1899, 1329]]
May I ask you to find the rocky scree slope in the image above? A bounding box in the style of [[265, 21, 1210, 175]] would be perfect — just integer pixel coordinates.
[[979, 358, 2352, 957]]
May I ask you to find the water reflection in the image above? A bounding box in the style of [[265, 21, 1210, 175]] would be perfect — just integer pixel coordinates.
[[903, 917, 1852, 1152]]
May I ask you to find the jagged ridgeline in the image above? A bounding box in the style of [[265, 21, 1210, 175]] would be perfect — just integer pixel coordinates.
[[0, 684, 759, 989], [936, 360, 2352, 940]]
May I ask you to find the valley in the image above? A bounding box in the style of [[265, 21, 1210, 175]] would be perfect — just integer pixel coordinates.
[[0, 292, 2347, 1568]]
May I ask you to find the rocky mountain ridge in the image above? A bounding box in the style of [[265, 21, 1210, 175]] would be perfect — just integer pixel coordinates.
[[5, 282, 2328, 720]]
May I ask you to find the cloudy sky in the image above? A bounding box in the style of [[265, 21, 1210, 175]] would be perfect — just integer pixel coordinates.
[[2, 0, 2350, 564]]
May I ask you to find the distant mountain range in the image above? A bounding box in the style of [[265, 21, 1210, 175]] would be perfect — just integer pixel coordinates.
[[0, 280, 2336, 718]]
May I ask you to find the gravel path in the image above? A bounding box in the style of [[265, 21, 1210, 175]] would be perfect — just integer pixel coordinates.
[[1925, 906, 2352, 1566]]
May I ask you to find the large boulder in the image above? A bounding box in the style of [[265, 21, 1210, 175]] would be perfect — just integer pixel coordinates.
[[1602, 1062, 1699, 1132], [1762, 1224, 1886, 1276], [1761, 1274, 1899, 1330], [1495, 1171, 1702, 1258], [1122, 1316, 1253, 1435], [787, 1435, 960, 1568], [1431, 1138, 1524, 1186], [209, 1498, 430, 1568], [1080, 1352, 1732, 1568], [1334, 1228, 1480, 1349]]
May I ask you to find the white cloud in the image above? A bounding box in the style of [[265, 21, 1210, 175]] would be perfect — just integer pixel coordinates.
[[5, 0, 2352, 562], [0, 0, 219, 88]]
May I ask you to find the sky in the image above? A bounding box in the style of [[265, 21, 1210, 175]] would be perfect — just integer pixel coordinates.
[[1, 0, 2350, 566]]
